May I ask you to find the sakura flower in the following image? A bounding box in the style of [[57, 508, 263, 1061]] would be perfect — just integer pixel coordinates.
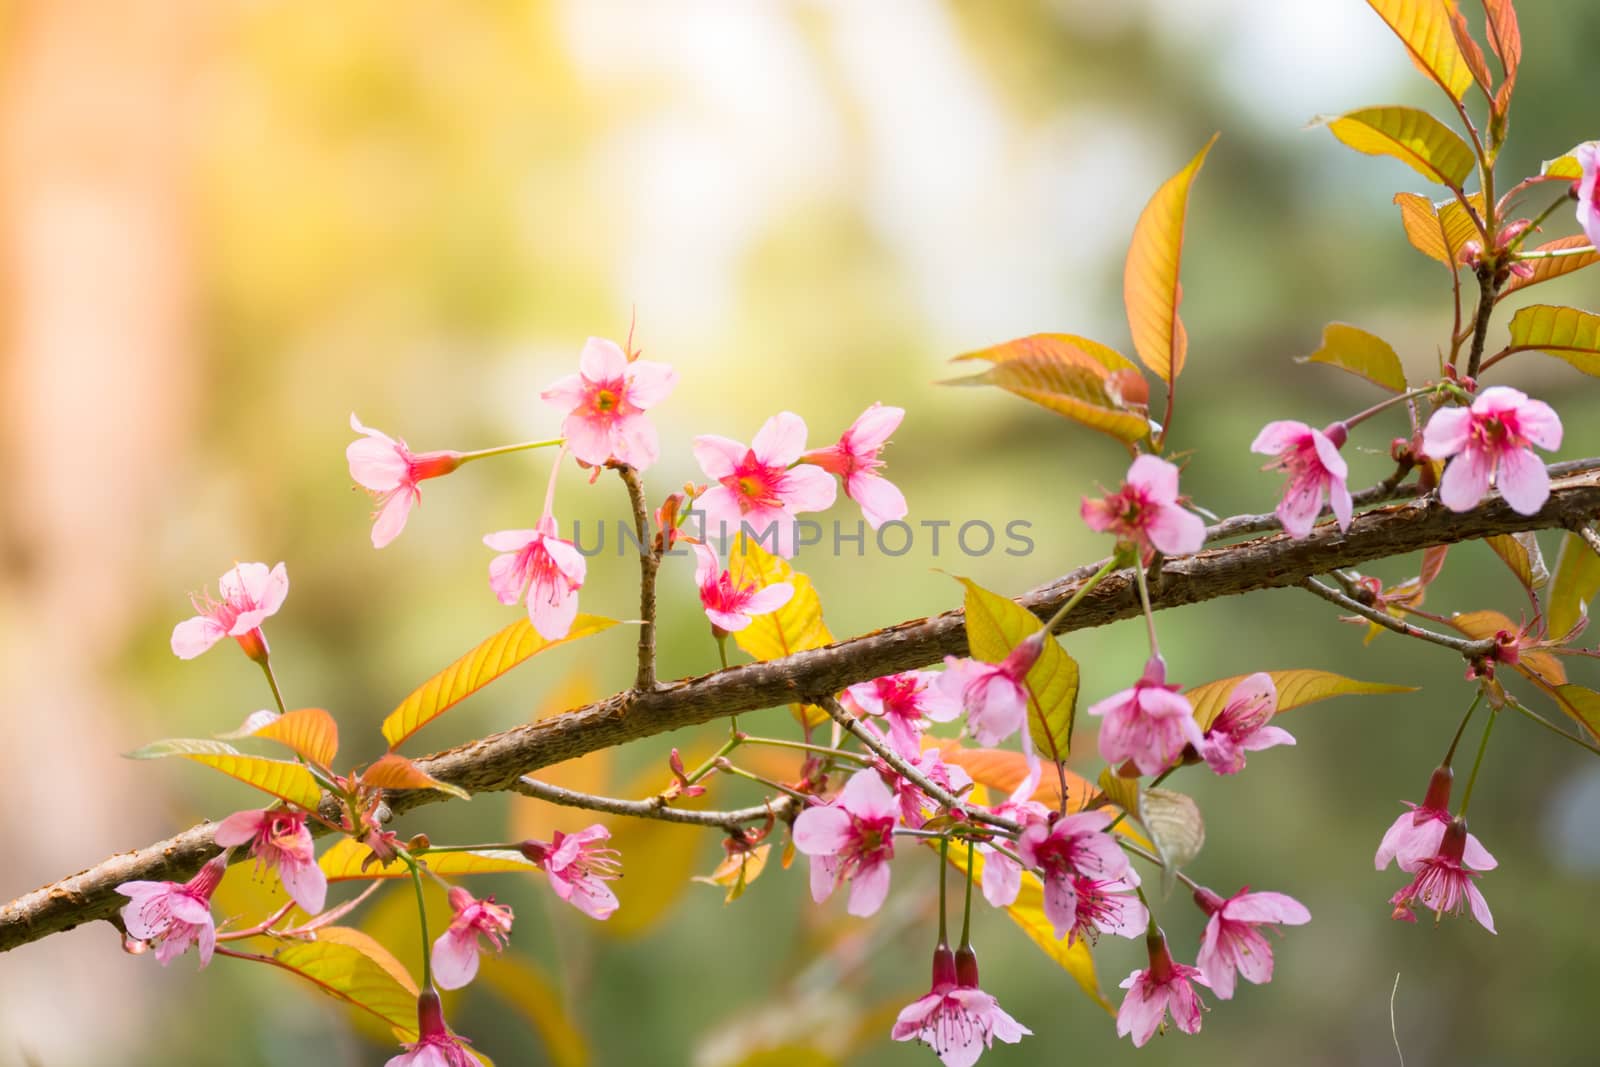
[[892, 942, 1030, 1067], [1016, 808, 1134, 940], [1422, 386, 1563, 515], [432, 887, 514, 990], [347, 414, 464, 548], [1390, 817, 1496, 932], [213, 808, 326, 915], [520, 825, 621, 920], [692, 412, 837, 557], [484, 514, 586, 640], [1375, 766, 1496, 871], [1251, 420, 1351, 539], [801, 402, 908, 529], [846, 670, 960, 759], [879, 745, 972, 830], [1193, 886, 1311, 1000], [386, 990, 477, 1067], [1062, 875, 1147, 947], [1081, 454, 1205, 558], [541, 336, 677, 470], [932, 633, 1046, 748], [978, 800, 1050, 909], [170, 562, 289, 662], [1088, 657, 1204, 777], [1117, 931, 1209, 1048], [793, 767, 899, 917], [1198, 672, 1294, 776], [1576, 142, 1600, 252], [691, 543, 794, 634], [116, 854, 228, 968]]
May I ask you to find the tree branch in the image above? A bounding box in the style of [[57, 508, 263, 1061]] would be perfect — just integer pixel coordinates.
[[8, 458, 1600, 952], [1299, 578, 1497, 656], [512, 776, 794, 832]]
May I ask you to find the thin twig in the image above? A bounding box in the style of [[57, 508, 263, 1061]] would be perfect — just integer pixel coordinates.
[[515, 776, 795, 831], [617, 464, 661, 691], [1464, 266, 1501, 381], [1300, 578, 1496, 657], [1500, 695, 1600, 759]]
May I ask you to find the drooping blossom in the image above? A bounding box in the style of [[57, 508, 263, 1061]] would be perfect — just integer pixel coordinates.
[[846, 670, 960, 759], [691, 543, 794, 634], [431, 887, 514, 990], [540, 336, 677, 470], [801, 402, 908, 529], [1421, 386, 1563, 515], [933, 633, 1046, 748], [1193, 886, 1311, 1000], [1081, 454, 1206, 558], [1116, 931, 1209, 1048], [116, 854, 228, 968], [1088, 656, 1204, 777], [520, 826, 621, 920], [1576, 141, 1600, 252], [1197, 672, 1294, 776], [978, 799, 1051, 909], [1061, 875, 1147, 947], [1251, 420, 1352, 539], [485, 514, 586, 640], [171, 562, 289, 662], [879, 745, 972, 830], [386, 990, 477, 1067], [213, 808, 326, 915], [691, 412, 838, 557], [1390, 817, 1496, 932], [1016, 808, 1134, 940], [892, 942, 1030, 1067], [347, 414, 464, 548], [793, 768, 899, 917], [1374, 766, 1497, 871]]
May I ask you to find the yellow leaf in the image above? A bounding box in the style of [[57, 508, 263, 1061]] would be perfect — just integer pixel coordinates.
[[1448, 610, 1565, 685], [476, 954, 590, 1067], [382, 614, 618, 749], [1365, 0, 1476, 101], [1298, 323, 1408, 392], [1184, 670, 1415, 731], [1505, 305, 1600, 376], [694, 844, 772, 903], [1123, 134, 1217, 385], [269, 926, 419, 1041], [1484, 532, 1547, 593], [362, 753, 471, 801], [945, 334, 1150, 444], [126, 738, 323, 809], [1549, 533, 1600, 641], [1321, 107, 1476, 188], [956, 577, 1079, 764], [1542, 148, 1585, 181], [1501, 236, 1600, 297], [729, 534, 833, 730], [1549, 685, 1600, 741], [319, 837, 537, 882], [241, 707, 340, 767]]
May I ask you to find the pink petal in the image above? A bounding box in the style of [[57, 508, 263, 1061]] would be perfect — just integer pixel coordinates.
[[981, 850, 1022, 907], [1116, 974, 1167, 1047], [540, 371, 587, 411], [487, 553, 527, 606], [561, 413, 614, 468], [1422, 407, 1472, 459], [778, 463, 838, 514], [705, 608, 751, 632], [692, 486, 747, 543], [1496, 446, 1550, 515], [1465, 882, 1496, 933], [838, 767, 899, 820], [1463, 832, 1497, 871], [347, 435, 408, 492], [845, 403, 904, 451], [528, 579, 580, 640], [1438, 447, 1494, 511], [431, 929, 481, 990], [612, 413, 661, 471], [792, 806, 853, 856], [1041, 874, 1080, 939], [1226, 891, 1310, 925], [1167, 978, 1204, 1034], [623, 359, 677, 409], [1329, 475, 1354, 531], [279, 858, 328, 915], [1250, 419, 1311, 457], [212, 810, 266, 847], [171, 616, 226, 659], [691, 543, 719, 588], [483, 528, 537, 552], [371, 488, 416, 549], [543, 536, 589, 587], [1276, 471, 1326, 539], [845, 857, 891, 917], [1514, 397, 1562, 451], [807, 853, 838, 903], [564, 875, 620, 920], [1310, 428, 1349, 480], [847, 472, 907, 529], [1145, 503, 1205, 556], [1127, 454, 1182, 504], [751, 411, 810, 467], [1196, 919, 1234, 1000], [1242, 724, 1296, 751], [578, 336, 627, 382], [691, 435, 748, 481], [743, 582, 794, 616]]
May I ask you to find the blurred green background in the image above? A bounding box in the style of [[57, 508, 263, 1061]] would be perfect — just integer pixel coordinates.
[[3, 1, 1600, 1065]]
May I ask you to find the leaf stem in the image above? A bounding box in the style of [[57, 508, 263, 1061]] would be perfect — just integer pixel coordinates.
[[1500, 694, 1600, 759]]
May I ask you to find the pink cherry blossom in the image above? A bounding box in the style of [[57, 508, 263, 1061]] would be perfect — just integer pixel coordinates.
[[846, 670, 960, 759], [793, 768, 899, 917], [171, 562, 289, 662], [386, 991, 477, 1067], [932, 633, 1045, 748], [1081, 454, 1205, 558], [1193, 886, 1310, 1000], [1421, 386, 1563, 515], [484, 514, 586, 640], [892, 943, 1030, 1067], [1576, 142, 1600, 252], [978, 800, 1051, 908], [213, 808, 326, 915], [520, 825, 621, 920], [800, 402, 908, 529], [1062, 875, 1147, 946], [1374, 767, 1496, 871], [692, 412, 838, 557], [1117, 932, 1209, 1048], [432, 887, 514, 990], [1198, 672, 1295, 776], [1016, 809, 1133, 940], [1088, 657, 1204, 777], [1390, 817, 1496, 932], [691, 543, 794, 634], [878, 745, 972, 830], [116, 854, 227, 967], [347, 414, 465, 548], [1251, 420, 1352, 539], [541, 336, 677, 470]]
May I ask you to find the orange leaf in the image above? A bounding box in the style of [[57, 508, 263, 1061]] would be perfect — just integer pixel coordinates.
[[1482, 0, 1520, 86], [1445, 5, 1493, 96], [1501, 237, 1600, 297], [1448, 609, 1565, 685], [1321, 107, 1476, 189], [1365, 0, 1477, 102], [243, 707, 340, 767], [362, 753, 470, 800], [1123, 134, 1218, 386], [945, 334, 1150, 444]]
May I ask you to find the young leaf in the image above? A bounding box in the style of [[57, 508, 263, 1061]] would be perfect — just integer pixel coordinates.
[[1485, 532, 1547, 593], [1500, 237, 1600, 297], [238, 707, 339, 767], [1298, 323, 1408, 392], [1123, 134, 1218, 386], [1321, 107, 1476, 189], [945, 334, 1150, 445], [268, 926, 419, 1039], [381, 615, 618, 750], [1549, 685, 1600, 741], [1140, 787, 1205, 871], [1445, 5, 1494, 97], [126, 738, 322, 809], [1365, 0, 1477, 101], [1504, 305, 1600, 376], [957, 577, 1079, 764], [319, 838, 536, 882], [728, 534, 833, 730], [1549, 532, 1600, 641], [1095, 767, 1141, 821], [1542, 150, 1584, 181], [362, 753, 470, 801], [694, 845, 772, 904], [1482, 0, 1521, 86], [1184, 670, 1415, 732], [1449, 609, 1565, 684]]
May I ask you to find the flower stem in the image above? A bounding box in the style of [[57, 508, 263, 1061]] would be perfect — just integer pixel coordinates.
[[736, 735, 873, 765], [1442, 689, 1484, 766], [937, 837, 949, 944], [457, 437, 566, 464], [682, 734, 742, 788], [713, 760, 812, 803], [958, 840, 975, 949], [1457, 705, 1499, 817], [403, 855, 433, 989], [1342, 386, 1444, 431], [1043, 556, 1119, 633], [1133, 560, 1160, 657], [258, 658, 288, 716], [1514, 244, 1596, 261]]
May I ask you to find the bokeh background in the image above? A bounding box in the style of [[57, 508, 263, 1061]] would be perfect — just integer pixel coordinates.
[[4, 1, 1600, 1065]]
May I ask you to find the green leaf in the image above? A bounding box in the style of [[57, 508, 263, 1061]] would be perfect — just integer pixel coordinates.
[[1549, 532, 1600, 641], [957, 577, 1079, 764], [1504, 305, 1600, 375], [1298, 323, 1407, 392], [1501, 236, 1600, 297], [1549, 685, 1600, 741], [1140, 787, 1205, 873], [382, 615, 618, 750], [125, 738, 322, 809], [945, 334, 1150, 445], [1321, 107, 1476, 188], [269, 927, 419, 1040], [1184, 670, 1416, 731], [1365, 0, 1477, 102]]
